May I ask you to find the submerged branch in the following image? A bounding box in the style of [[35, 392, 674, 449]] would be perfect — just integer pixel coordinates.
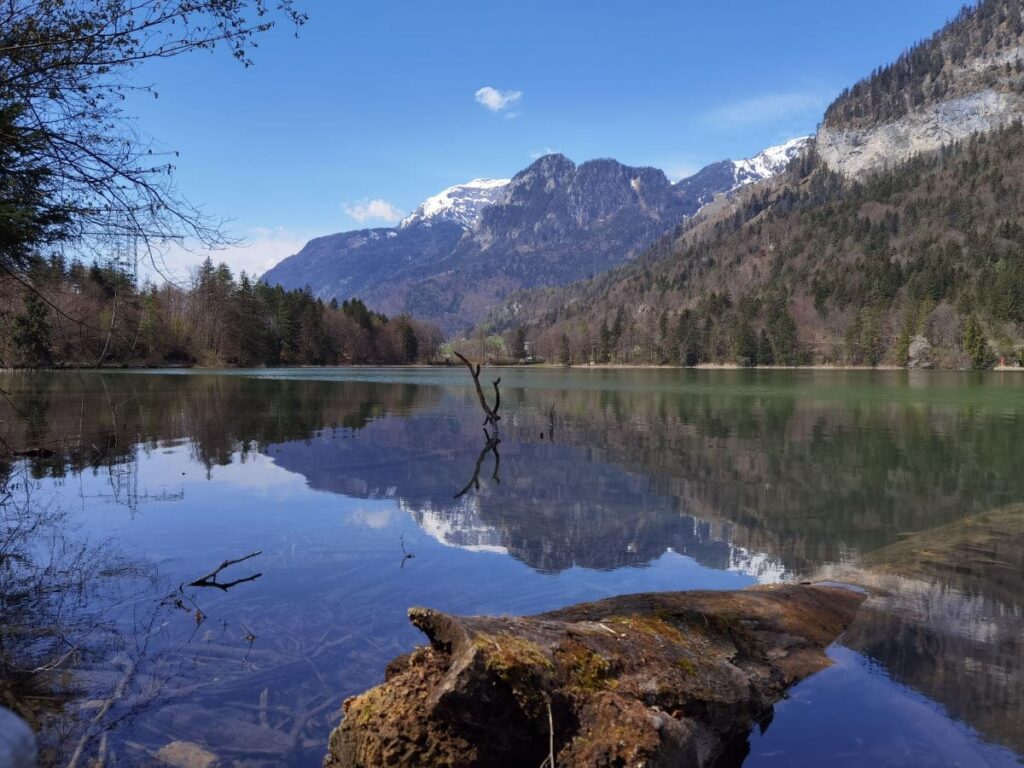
[[188, 550, 262, 591]]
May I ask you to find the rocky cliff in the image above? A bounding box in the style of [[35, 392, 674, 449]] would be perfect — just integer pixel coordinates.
[[818, 58, 1024, 177], [819, 0, 1024, 177]]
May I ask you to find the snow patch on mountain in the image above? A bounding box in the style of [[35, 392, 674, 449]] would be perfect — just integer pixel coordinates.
[[731, 136, 810, 186], [401, 178, 510, 229]]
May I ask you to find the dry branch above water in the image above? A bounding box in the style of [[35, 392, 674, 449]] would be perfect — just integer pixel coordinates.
[[454, 352, 501, 427]]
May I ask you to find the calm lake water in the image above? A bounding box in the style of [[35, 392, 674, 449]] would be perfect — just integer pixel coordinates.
[[2, 367, 1023, 767]]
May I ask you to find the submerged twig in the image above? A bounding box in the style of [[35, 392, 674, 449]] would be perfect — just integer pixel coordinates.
[[66, 657, 136, 768], [188, 550, 263, 591]]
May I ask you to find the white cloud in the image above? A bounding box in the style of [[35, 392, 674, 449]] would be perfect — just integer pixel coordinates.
[[475, 86, 522, 116], [341, 198, 405, 224], [529, 146, 560, 160], [140, 226, 310, 285], [703, 90, 830, 126]]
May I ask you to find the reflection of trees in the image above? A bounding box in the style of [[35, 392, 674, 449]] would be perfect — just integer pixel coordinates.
[[7, 372, 1023, 577], [498, 380, 1024, 574], [0, 374, 447, 765], [0, 465, 151, 762], [0, 373, 439, 488], [816, 506, 1024, 756], [268, 380, 1024, 578]]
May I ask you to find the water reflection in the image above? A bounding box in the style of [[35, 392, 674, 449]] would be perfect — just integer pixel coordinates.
[[818, 506, 1024, 757], [454, 427, 501, 499], [1, 369, 1023, 766]]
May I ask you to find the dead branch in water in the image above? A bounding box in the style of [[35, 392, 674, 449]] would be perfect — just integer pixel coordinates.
[[454, 352, 501, 427], [455, 428, 501, 499], [400, 534, 415, 569], [188, 550, 263, 591]]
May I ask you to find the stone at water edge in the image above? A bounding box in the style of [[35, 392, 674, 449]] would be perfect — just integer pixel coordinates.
[[907, 335, 933, 369], [0, 706, 38, 768], [326, 583, 866, 768]]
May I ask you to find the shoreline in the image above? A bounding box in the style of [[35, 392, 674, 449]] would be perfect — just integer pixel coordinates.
[[2, 363, 1022, 373]]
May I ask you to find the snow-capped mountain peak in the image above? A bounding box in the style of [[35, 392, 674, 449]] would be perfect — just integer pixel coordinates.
[[400, 178, 510, 229], [731, 136, 810, 186]]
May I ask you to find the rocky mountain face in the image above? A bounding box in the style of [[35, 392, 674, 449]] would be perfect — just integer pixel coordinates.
[[262, 141, 804, 333], [409, 154, 693, 323], [818, 0, 1024, 177]]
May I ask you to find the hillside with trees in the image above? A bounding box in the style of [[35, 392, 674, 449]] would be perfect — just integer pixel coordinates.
[[489, 121, 1024, 369]]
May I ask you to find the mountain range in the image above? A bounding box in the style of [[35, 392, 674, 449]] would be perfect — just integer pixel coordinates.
[[264, 0, 1024, 369], [261, 139, 808, 333]]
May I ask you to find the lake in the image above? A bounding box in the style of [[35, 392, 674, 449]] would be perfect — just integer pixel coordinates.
[[2, 367, 1022, 767]]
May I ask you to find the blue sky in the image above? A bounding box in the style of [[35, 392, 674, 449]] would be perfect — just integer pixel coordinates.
[[131, 0, 967, 278]]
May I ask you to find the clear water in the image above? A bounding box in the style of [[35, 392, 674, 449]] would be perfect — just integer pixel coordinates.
[[1, 367, 1022, 766]]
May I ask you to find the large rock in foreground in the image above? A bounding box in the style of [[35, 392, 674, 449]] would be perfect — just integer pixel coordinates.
[[327, 584, 864, 768]]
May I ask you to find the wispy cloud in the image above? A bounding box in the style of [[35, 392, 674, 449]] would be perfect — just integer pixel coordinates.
[[142, 226, 310, 284], [703, 90, 830, 126], [529, 146, 560, 160], [475, 86, 522, 117], [341, 198, 405, 224]]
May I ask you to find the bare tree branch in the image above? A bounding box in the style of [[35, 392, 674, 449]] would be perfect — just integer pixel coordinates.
[[454, 351, 501, 427]]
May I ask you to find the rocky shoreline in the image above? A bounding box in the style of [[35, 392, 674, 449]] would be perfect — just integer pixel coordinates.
[[327, 584, 865, 768]]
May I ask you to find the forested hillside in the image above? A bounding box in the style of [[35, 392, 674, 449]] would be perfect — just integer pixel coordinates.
[[0, 258, 442, 368], [494, 122, 1024, 368], [824, 0, 1024, 130]]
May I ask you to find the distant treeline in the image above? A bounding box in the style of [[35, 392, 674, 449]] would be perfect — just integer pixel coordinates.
[[0, 258, 443, 368]]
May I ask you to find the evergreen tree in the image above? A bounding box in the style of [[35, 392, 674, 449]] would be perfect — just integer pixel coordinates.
[[757, 329, 775, 366], [598, 320, 612, 363], [12, 291, 52, 365], [396, 315, 419, 363], [559, 334, 572, 366], [0, 103, 68, 273], [675, 310, 700, 366], [734, 319, 758, 367], [963, 315, 993, 368]]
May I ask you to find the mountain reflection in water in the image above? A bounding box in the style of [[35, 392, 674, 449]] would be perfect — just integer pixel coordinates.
[[1, 368, 1022, 767]]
